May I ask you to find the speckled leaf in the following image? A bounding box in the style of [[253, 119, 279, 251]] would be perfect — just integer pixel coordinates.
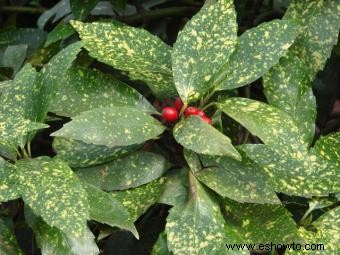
[[76, 151, 170, 190], [83, 183, 138, 238], [263, 53, 316, 145], [284, 0, 340, 80], [71, 0, 99, 20], [25, 208, 99, 255], [111, 177, 165, 222], [0, 219, 23, 255], [16, 157, 89, 237], [152, 232, 172, 255], [0, 28, 46, 55], [173, 116, 240, 160], [196, 153, 279, 204], [172, 0, 237, 103], [50, 66, 155, 117], [218, 97, 307, 157], [240, 144, 340, 197], [166, 173, 224, 255], [71, 20, 176, 98], [36, 41, 83, 122], [312, 132, 340, 167], [1, 44, 27, 74], [45, 22, 75, 47], [52, 106, 165, 147], [223, 199, 300, 246], [0, 158, 20, 202], [215, 20, 298, 90], [287, 207, 340, 254], [53, 137, 138, 168]]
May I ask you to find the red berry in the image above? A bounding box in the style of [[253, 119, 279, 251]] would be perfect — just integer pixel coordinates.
[[174, 97, 183, 112], [196, 110, 206, 117], [162, 107, 179, 122], [184, 106, 200, 117], [201, 116, 212, 125]]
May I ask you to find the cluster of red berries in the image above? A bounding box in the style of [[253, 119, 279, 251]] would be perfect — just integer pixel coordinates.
[[161, 97, 212, 125]]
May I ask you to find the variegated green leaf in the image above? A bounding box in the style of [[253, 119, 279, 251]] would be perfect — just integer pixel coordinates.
[[196, 153, 279, 204], [1, 44, 27, 74], [166, 173, 224, 255], [218, 97, 307, 157], [111, 177, 165, 222], [71, 20, 176, 98], [287, 207, 340, 254], [0, 158, 20, 202], [172, 0, 237, 103], [52, 106, 165, 147], [284, 0, 340, 80], [76, 151, 170, 190], [312, 132, 340, 167], [223, 199, 300, 247], [215, 19, 298, 90], [240, 144, 340, 197], [83, 183, 138, 238], [50, 66, 155, 117], [45, 22, 75, 47], [16, 157, 89, 237], [53, 137, 138, 168], [152, 232, 172, 255], [25, 208, 99, 255], [0, 219, 23, 255], [263, 53, 316, 145], [173, 116, 240, 160], [70, 0, 99, 20], [36, 41, 83, 121]]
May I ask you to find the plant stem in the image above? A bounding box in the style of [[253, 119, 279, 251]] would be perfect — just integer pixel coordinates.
[[201, 102, 216, 111], [27, 141, 32, 158], [0, 6, 47, 14], [298, 207, 313, 226], [242, 130, 250, 144]]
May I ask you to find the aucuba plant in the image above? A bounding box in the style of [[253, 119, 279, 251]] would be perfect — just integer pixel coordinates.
[[0, 0, 339, 254]]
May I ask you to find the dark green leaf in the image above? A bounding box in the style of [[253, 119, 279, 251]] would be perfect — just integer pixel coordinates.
[[152, 232, 172, 255], [25, 208, 99, 255], [111, 178, 165, 222], [173, 116, 240, 160], [45, 22, 76, 47], [71, 0, 99, 20], [0, 219, 23, 255], [263, 53, 316, 145], [71, 20, 177, 98], [215, 20, 298, 90], [16, 157, 89, 237], [52, 106, 165, 147], [1, 45, 27, 74], [284, 0, 340, 80], [0, 158, 20, 202], [312, 132, 340, 167], [38, 0, 71, 29], [76, 151, 170, 191], [83, 183, 138, 238], [172, 0, 237, 102], [50, 66, 155, 117], [196, 153, 280, 204], [166, 173, 225, 255], [53, 137, 139, 168]]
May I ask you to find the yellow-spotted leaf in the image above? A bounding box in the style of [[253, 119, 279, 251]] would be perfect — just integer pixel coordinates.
[[25, 208, 99, 255], [166, 173, 225, 255], [83, 183, 138, 238], [151, 232, 171, 255], [172, 0, 237, 103], [71, 20, 176, 98], [50, 66, 155, 117], [173, 116, 240, 160], [76, 151, 170, 190], [196, 153, 279, 204], [16, 157, 89, 237], [218, 97, 307, 157], [240, 144, 340, 197], [284, 0, 340, 80], [263, 53, 316, 145], [223, 199, 300, 247], [0, 158, 21, 202], [312, 132, 340, 167], [287, 207, 340, 254], [111, 178, 165, 222], [0, 219, 24, 255], [52, 106, 165, 147], [215, 19, 298, 90], [53, 137, 139, 168]]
